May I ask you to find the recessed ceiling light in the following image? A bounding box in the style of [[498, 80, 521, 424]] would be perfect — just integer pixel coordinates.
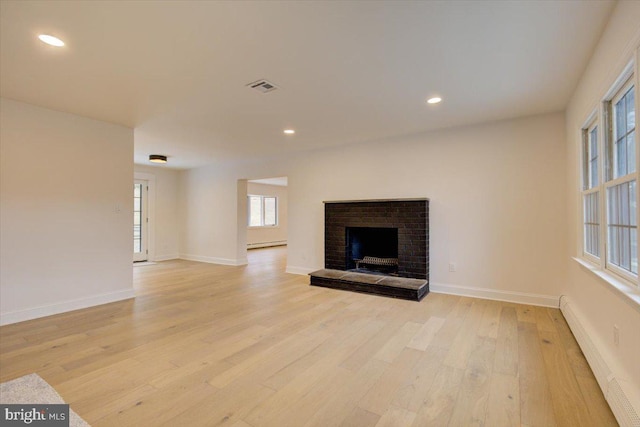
[[38, 34, 65, 47], [149, 154, 167, 164], [427, 97, 442, 104], [284, 129, 295, 135]]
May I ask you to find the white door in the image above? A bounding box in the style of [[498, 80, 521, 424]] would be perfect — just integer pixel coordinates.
[[133, 180, 148, 262]]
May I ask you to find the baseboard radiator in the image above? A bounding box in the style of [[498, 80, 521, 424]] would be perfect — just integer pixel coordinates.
[[247, 240, 287, 249], [560, 296, 640, 427]]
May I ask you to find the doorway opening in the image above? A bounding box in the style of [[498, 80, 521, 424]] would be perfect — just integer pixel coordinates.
[[133, 179, 148, 262], [239, 176, 288, 267]]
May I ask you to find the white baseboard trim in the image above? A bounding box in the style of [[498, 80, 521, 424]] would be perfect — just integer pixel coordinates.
[[248, 241, 287, 249], [429, 282, 559, 308], [154, 253, 179, 261], [179, 254, 248, 266], [286, 265, 316, 275], [560, 296, 640, 427], [0, 288, 135, 326]]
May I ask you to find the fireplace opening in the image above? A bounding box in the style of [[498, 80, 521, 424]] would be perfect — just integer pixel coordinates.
[[346, 227, 398, 274]]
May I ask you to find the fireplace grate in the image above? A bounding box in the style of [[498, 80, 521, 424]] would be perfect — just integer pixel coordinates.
[[354, 256, 399, 269]]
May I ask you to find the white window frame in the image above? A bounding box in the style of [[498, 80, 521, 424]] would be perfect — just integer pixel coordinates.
[[247, 195, 278, 228], [580, 62, 639, 289], [604, 76, 637, 282], [581, 115, 601, 264]]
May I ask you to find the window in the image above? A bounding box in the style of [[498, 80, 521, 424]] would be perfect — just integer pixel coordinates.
[[248, 195, 277, 227], [581, 71, 638, 285], [582, 120, 600, 258], [606, 80, 636, 277]]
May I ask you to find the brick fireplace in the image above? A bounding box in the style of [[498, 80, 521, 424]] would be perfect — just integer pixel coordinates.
[[324, 199, 429, 280]]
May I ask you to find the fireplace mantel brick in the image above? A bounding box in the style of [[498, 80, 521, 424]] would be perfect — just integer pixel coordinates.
[[324, 199, 429, 280]]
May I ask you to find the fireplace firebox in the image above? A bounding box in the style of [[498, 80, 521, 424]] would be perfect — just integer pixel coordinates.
[[346, 227, 399, 273]]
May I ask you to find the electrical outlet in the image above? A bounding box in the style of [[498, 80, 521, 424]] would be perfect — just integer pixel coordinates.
[[613, 325, 619, 346], [449, 263, 456, 272]]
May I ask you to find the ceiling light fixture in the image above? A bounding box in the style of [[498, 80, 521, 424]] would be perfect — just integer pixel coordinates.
[[38, 34, 65, 47], [283, 129, 295, 135], [427, 97, 442, 104], [149, 154, 167, 164]]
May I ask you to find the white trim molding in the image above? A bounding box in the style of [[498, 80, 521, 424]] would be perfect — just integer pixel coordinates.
[[179, 254, 248, 266], [154, 253, 180, 262], [0, 289, 135, 326], [285, 265, 317, 275], [560, 296, 640, 427], [429, 282, 559, 307]]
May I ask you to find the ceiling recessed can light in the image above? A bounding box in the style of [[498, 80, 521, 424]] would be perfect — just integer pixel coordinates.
[[283, 129, 295, 135], [38, 34, 65, 47], [149, 154, 167, 164], [427, 97, 442, 104]]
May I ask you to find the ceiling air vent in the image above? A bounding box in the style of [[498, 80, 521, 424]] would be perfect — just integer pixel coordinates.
[[246, 79, 279, 93]]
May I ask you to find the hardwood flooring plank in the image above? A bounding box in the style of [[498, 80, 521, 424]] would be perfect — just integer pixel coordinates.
[[374, 321, 422, 363], [391, 347, 446, 412], [410, 365, 465, 426], [493, 306, 519, 376], [538, 328, 593, 426], [374, 406, 416, 427], [358, 348, 422, 416], [406, 316, 445, 351], [518, 321, 557, 427], [574, 375, 618, 426], [484, 372, 520, 427], [447, 336, 496, 426], [340, 407, 381, 427]]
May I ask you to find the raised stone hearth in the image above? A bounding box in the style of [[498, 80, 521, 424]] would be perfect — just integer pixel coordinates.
[[310, 198, 429, 301], [309, 268, 429, 301]]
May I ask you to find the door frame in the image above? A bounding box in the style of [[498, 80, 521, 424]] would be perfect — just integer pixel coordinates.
[[134, 172, 156, 262]]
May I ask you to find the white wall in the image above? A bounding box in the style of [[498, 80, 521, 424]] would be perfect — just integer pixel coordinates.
[[179, 162, 248, 265], [247, 182, 288, 248], [0, 98, 134, 325], [180, 112, 567, 306], [134, 164, 180, 260], [564, 0, 640, 419]]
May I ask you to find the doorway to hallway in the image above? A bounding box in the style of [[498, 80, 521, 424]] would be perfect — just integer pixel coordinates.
[[133, 179, 148, 262]]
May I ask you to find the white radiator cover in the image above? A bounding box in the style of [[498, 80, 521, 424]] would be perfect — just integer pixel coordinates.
[[560, 296, 640, 427]]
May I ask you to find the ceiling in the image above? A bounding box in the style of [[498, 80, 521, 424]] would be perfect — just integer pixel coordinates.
[[0, 1, 615, 169]]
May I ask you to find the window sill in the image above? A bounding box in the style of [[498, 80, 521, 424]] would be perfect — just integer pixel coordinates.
[[573, 257, 640, 312], [248, 225, 279, 229]]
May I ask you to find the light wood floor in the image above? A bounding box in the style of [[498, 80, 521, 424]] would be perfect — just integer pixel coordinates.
[[0, 247, 616, 426]]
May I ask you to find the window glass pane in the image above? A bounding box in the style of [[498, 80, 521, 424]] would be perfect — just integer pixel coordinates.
[[264, 197, 277, 226], [607, 180, 638, 275], [626, 86, 635, 132], [615, 97, 625, 140], [616, 138, 627, 178], [589, 127, 598, 187], [248, 196, 262, 226], [583, 192, 600, 257], [621, 182, 630, 225], [628, 130, 636, 174]]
